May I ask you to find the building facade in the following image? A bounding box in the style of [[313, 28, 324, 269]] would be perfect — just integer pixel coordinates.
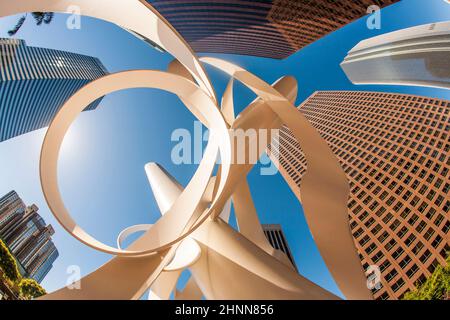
[[341, 21, 450, 90], [0, 191, 58, 283], [147, 0, 399, 59], [262, 224, 298, 272], [269, 91, 449, 300], [0, 38, 108, 142]]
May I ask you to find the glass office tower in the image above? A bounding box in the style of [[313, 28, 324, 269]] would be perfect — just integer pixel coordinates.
[[0, 38, 108, 142]]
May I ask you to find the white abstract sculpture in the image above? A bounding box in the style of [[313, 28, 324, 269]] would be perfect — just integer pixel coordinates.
[[0, 0, 373, 300]]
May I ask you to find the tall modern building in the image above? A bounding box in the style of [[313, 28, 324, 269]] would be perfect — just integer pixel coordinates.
[[262, 224, 298, 272], [0, 38, 108, 142], [0, 191, 59, 283], [147, 0, 399, 59], [268, 91, 450, 300], [341, 21, 450, 89]]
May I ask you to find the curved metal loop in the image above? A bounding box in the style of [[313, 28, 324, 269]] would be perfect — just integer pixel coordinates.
[[117, 224, 152, 250], [40, 70, 231, 256]]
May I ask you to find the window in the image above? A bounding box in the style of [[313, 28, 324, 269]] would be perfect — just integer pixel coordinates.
[[385, 239, 397, 251], [394, 201, 403, 212], [372, 251, 384, 264], [415, 274, 427, 286], [405, 234, 416, 247], [373, 186, 382, 195], [386, 196, 395, 206], [423, 227, 435, 241], [416, 221, 427, 233], [402, 191, 412, 201], [365, 243, 377, 255], [379, 260, 391, 272], [376, 207, 386, 217], [369, 201, 379, 211], [444, 201, 450, 213], [434, 214, 444, 226], [408, 214, 419, 226], [420, 249, 432, 263], [426, 190, 436, 201], [410, 196, 420, 206], [412, 241, 424, 255], [352, 227, 364, 238], [359, 211, 369, 221], [392, 247, 404, 259], [390, 219, 401, 231], [359, 235, 370, 246], [431, 235, 443, 248], [399, 255, 412, 269], [428, 259, 439, 273], [391, 278, 405, 292], [379, 292, 390, 300], [397, 226, 408, 238], [400, 207, 411, 219], [383, 213, 394, 224], [406, 264, 419, 278], [443, 183, 449, 194], [418, 185, 427, 195], [385, 269, 398, 282], [443, 221, 450, 233], [371, 224, 382, 235], [378, 231, 389, 243], [426, 207, 436, 220], [418, 202, 428, 213], [365, 217, 375, 228], [435, 195, 444, 206]]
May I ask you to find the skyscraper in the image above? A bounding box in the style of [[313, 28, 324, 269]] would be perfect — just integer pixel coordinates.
[[268, 91, 449, 300], [262, 224, 298, 272], [341, 21, 450, 89], [0, 38, 108, 142], [0, 190, 25, 233], [147, 0, 399, 59], [0, 191, 59, 283]]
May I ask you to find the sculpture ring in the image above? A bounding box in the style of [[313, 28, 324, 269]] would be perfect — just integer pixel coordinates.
[[40, 69, 231, 256]]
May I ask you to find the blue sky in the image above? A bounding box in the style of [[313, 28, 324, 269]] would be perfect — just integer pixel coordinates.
[[0, 0, 449, 298]]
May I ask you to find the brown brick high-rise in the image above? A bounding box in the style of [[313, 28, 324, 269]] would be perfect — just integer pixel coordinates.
[[268, 91, 449, 299], [147, 0, 399, 59]]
